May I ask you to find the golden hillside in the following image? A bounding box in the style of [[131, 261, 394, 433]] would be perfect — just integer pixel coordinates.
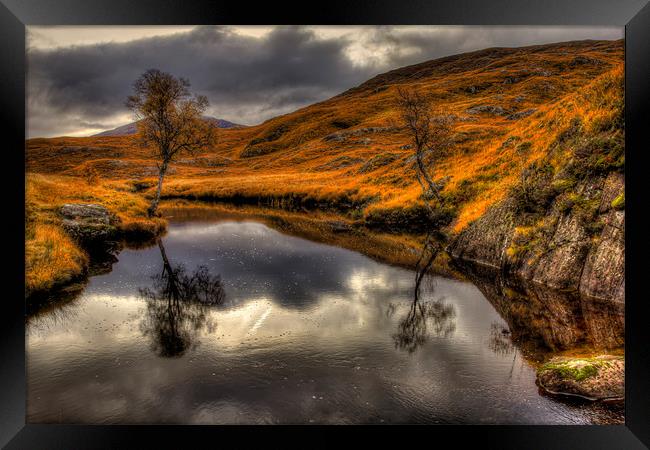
[[27, 39, 623, 235]]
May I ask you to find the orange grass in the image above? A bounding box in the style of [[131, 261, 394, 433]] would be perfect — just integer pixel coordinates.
[[25, 223, 88, 295], [25, 40, 624, 294]]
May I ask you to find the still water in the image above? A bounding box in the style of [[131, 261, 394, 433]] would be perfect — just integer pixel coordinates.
[[27, 211, 618, 424]]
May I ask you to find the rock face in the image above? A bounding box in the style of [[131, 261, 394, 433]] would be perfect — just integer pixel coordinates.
[[449, 172, 625, 305], [536, 355, 624, 401], [60, 203, 121, 245]]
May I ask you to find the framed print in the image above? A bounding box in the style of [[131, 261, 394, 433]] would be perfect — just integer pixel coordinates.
[[2, 0, 649, 447]]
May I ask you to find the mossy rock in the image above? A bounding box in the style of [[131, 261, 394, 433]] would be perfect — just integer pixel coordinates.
[[60, 203, 121, 245], [536, 355, 624, 401]]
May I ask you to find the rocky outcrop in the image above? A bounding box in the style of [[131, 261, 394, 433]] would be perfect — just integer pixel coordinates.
[[579, 174, 625, 303], [447, 198, 515, 269], [60, 203, 121, 245], [536, 355, 624, 401], [314, 156, 365, 171], [449, 172, 625, 305], [358, 153, 399, 174]]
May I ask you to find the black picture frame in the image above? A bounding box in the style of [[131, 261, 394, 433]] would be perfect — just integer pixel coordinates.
[[2, 0, 649, 447]]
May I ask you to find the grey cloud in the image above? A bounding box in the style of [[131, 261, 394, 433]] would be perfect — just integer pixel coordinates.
[[349, 25, 622, 70], [28, 26, 372, 137], [27, 25, 623, 137]]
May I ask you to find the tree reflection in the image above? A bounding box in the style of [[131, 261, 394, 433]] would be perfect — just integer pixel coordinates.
[[488, 322, 515, 356], [139, 239, 225, 358], [393, 234, 456, 353]]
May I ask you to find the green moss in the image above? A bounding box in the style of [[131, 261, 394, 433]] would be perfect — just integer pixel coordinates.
[[551, 178, 576, 193], [541, 360, 599, 382], [611, 192, 625, 210]]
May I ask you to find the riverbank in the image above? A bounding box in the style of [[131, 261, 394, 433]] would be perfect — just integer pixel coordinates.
[[25, 173, 166, 298], [454, 259, 624, 411]]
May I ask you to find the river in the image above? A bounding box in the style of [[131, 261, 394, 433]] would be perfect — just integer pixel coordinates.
[[26, 207, 622, 424]]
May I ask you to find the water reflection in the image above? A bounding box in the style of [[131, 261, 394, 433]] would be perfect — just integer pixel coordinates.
[[392, 234, 456, 353], [26, 215, 622, 424], [26, 285, 84, 334], [139, 240, 225, 358], [455, 261, 624, 357], [488, 322, 516, 356]]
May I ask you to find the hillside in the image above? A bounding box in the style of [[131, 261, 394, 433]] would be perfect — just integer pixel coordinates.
[[27, 40, 623, 230], [25, 39, 624, 297]]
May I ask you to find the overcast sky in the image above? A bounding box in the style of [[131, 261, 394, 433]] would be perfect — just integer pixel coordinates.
[[26, 25, 623, 138]]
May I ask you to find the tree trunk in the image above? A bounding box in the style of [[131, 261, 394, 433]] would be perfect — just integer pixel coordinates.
[[148, 160, 168, 217], [416, 150, 440, 202]]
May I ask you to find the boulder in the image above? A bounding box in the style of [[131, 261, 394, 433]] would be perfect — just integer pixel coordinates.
[[465, 105, 510, 116], [506, 108, 537, 120], [322, 126, 396, 143], [60, 203, 121, 244], [536, 355, 624, 401]]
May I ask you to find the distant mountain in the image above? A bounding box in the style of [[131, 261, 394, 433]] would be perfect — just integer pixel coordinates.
[[92, 116, 244, 137]]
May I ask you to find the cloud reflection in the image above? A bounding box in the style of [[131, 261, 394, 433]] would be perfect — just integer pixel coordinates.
[[27, 219, 602, 424]]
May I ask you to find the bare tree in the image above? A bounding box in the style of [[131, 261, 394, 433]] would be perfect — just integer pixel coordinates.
[[139, 239, 225, 357], [126, 69, 215, 217], [392, 237, 455, 353], [396, 87, 452, 215]]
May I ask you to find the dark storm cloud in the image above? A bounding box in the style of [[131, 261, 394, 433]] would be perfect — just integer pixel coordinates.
[[27, 26, 371, 137], [27, 25, 622, 137]]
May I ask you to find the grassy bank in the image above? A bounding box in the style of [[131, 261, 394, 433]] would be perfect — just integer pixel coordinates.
[[25, 173, 166, 297]]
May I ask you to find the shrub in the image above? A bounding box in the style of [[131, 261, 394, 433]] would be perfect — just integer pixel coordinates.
[[85, 166, 101, 185], [561, 131, 624, 181], [510, 161, 557, 216]]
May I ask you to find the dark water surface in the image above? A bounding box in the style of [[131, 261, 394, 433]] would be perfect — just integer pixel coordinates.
[[27, 211, 620, 424]]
